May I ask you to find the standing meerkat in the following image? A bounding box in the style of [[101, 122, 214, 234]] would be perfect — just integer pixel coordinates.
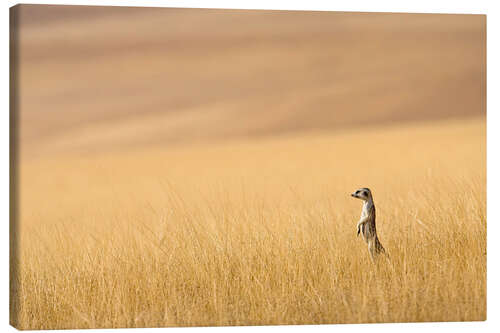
[[351, 188, 386, 261]]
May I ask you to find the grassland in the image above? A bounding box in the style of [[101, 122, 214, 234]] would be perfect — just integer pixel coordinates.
[[11, 117, 486, 329]]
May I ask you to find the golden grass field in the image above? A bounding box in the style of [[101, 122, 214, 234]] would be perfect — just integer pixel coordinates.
[[12, 117, 485, 329], [10, 5, 486, 330]]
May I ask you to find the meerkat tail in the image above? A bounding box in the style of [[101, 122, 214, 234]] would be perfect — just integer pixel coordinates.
[[375, 237, 391, 262], [367, 237, 387, 263], [374, 237, 385, 254]]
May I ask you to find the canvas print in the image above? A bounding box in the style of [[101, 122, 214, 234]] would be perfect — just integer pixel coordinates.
[[10, 4, 486, 330]]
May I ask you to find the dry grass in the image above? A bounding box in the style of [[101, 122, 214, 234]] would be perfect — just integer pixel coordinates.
[[11, 117, 485, 329]]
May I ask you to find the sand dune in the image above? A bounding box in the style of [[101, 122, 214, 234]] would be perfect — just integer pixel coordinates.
[[12, 5, 485, 157]]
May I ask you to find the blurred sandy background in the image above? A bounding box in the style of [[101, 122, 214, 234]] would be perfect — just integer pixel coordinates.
[[12, 5, 485, 158]]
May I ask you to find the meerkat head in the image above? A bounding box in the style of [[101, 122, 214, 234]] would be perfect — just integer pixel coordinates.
[[351, 187, 372, 201]]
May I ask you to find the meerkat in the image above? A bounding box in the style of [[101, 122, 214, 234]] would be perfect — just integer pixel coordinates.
[[351, 188, 386, 261]]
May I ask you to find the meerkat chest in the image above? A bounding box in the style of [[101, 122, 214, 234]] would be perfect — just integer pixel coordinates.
[[360, 209, 369, 220], [359, 202, 376, 239], [360, 202, 374, 220]]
